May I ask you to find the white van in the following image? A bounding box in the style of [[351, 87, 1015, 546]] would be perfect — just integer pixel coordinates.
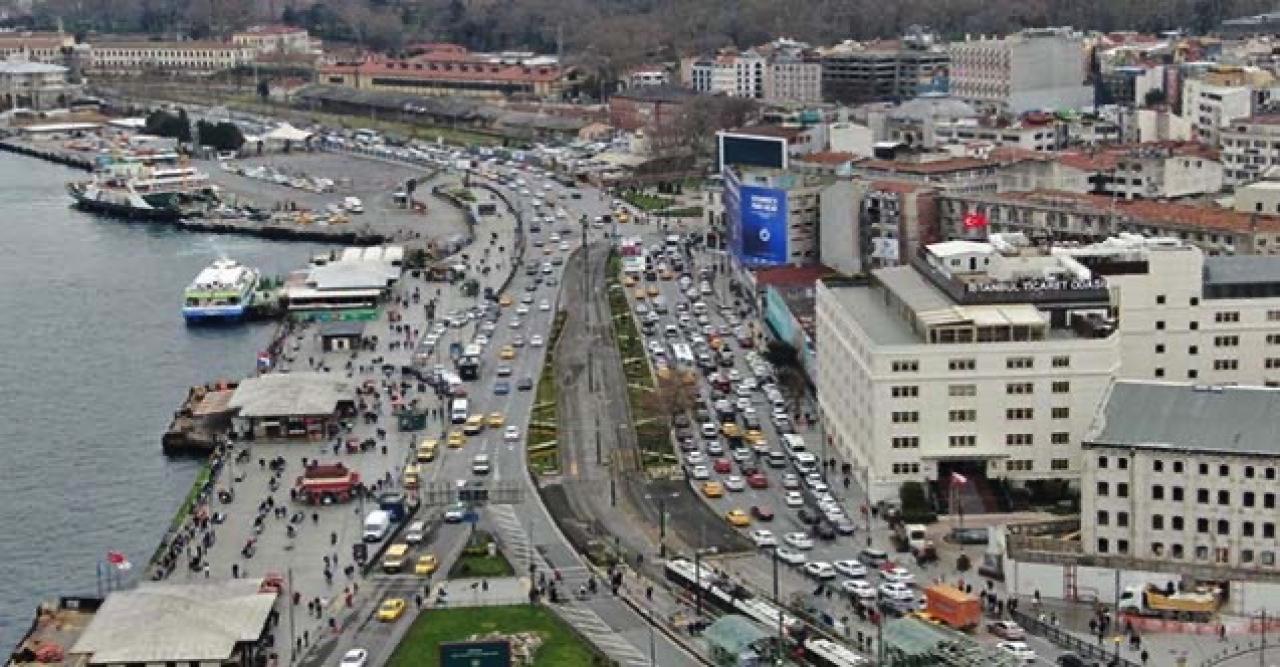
[[404, 520, 427, 544], [451, 398, 470, 423], [782, 434, 807, 457], [362, 510, 391, 542], [472, 454, 491, 475]]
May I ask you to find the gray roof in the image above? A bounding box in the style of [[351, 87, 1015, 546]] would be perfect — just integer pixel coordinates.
[[308, 262, 394, 291], [0, 61, 66, 74], [612, 85, 698, 104], [702, 615, 769, 654], [888, 95, 977, 122], [1091, 381, 1280, 455], [71, 579, 276, 664], [823, 279, 921, 346], [319, 320, 366, 338], [294, 84, 484, 121], [1203, 254, 1280, 287], [229, 371, 353, 417]]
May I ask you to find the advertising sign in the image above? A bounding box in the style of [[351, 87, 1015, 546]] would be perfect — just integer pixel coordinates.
[[724, 167, 789, 267], [440, 640, 512, 667]]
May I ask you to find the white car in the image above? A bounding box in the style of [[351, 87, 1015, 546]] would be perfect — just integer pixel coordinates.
[[685, 451, 707, 465], [878, 582, 914, 600], [559, 242, 570, 251], [504, 425, 520, 441], [339, 648, 369, 667], [750, 529, 777, 547], [516, 305, 530, 315], [690, 465, 710, 480], [784, 532, 814, 550], [539, 300, 551, 311], [774, 547, 806, 565], [996, 641, 1037, 664], [530, 335, 544, 346], [724, 475, 745, 492], [842, 579, 876, 600], [509, 318, 523, 329], [834, 559, 868, 579], [880, 566, 915, 585], [781, 473, 801, 490], [803, 561, 837, 579], [784, 491, 804, 507]]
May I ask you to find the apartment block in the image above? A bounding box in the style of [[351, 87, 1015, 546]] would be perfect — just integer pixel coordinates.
[[948, 28, 1092, 114]]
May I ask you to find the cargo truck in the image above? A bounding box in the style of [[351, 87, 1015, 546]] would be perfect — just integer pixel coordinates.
[[1119, 584, 1220, 621], [923, 584, 981, 630]]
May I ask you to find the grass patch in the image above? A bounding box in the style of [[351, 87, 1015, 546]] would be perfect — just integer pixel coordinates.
[[386, 605, 607, 667], [528, 311, 568, 473], [604, 251, 672, 468], [656, 205, 704, 218], [622, 192, 677, 211], [448, 531, 515, 578]]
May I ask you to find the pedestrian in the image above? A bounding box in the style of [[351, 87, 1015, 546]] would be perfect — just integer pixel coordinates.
[[330, 531, 338, 546], [645, 586, 653, 601], [232, 563, 240, 578], [1140, 649, 1149, 665]]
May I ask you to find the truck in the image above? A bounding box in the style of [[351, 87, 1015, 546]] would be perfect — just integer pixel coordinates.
[[923, 584, 981, 630], [362, 510, 391, 542], [293, 462, 361, 504], [1119, 584, 1221, 621], [892, 523, 931, 554]]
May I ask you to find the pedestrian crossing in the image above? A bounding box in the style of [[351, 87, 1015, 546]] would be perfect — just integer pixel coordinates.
[[555, 603, 651, 666], [487, 505, 538, 569]]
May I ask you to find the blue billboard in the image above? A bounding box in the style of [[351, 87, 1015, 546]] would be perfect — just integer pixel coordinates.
[[724, 168, 788, 267]]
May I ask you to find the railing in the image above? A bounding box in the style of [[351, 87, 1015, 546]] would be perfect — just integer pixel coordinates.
[[1012, 609, 1140, 667]]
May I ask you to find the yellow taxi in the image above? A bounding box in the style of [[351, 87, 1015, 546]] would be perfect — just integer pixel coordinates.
[[447, 430, 466, 448], [486, 412, 505, 427], [721, 422, 742, 439], [499, 293, 514, 307], [726, 509, 751, 527], [744, 430, 766, 447], [702, 481, 725, 498], [376, 598, 407, 622], [633, 287, 647, 300], [416, 438, 438, 462], [414, 554, 439, 576], [500, 345, 516, 360], [463, 414, 485, 435], [402, 464, 421, 490], [646, 285, 660, 298], [623, 275, 637, 287]]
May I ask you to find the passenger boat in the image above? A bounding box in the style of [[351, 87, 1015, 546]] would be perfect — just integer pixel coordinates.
[[67, 154, 215, 221], [182, 258, 260, 323]]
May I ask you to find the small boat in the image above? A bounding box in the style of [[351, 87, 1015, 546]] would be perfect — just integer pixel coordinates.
[[182, 258, 261, 324]]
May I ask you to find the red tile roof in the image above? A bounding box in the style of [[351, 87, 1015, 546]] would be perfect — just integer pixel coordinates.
[[753, 264, 835, 287], [853, 156, 997, 174], [320, 57, 561, 83], [990, 190, 1280, 234], [871, 179, 932, 194], [796, 151, 855, 165]]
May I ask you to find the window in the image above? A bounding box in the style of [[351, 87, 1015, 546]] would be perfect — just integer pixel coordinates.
[[1249, 466, 1257, 478], [1268, 523, 1277, 539], [1006, 408, 1034, 420], [1052, 381, 1070, 394], [1172, 516, 1184, 530], [1216, 311, 1241, 323], [1269, 468, 1277, 480], [891, 360, 919, 373], [1188, 369, 1200, 379], [1152, 485, 1164, 500], [1266, 493, 1276, 509], [1219, 490, 1231, 505], [1173, 486, 1184, 501], [891, 436, 920, 449], [1006, 433, 1034, 446], [1197, 518, 1209, 533], [1189, 345, 1199, 355], [1155, 344, 1166, 354], [1267, 358, 1280, 369], [1118, 457, 1129, 470], [1191, 321, 1199, 330], [1117, 539, 1129, 554], [1269, 309, 1280, 321], [1243, 549, 1255, 564], [1197, 488, 1210, 503], [949, 435, 977, 447], [1196, 545, 1209, 561], [1097, 510, 1110, 525], [891, 385, 919, 398], [1265, 552, 1277, 567], [1098, 455, 1109, 469], [1117, 511, 1129, 527], [1051, 432, 1070, 445], [1156, 320, 1166, 330], [949, 409, 976, 422], [1174, 461, 1185, 473], [1214, 359, 1239, 371], [1051, 407, 1070, 419], [1006, 382, 1034, 395], [1097, 538, 1110, 554], [1218, 519, 1231, 536], [891, 411, 919, 423], [1245, 491, 1256, 507], [1156, 294, 1167, 305], [948, 384, 976, 397], [1097, 481, 1109, 496], [1051, 458, 1070, 471], [1244, 521, 1256, 537], [1117, 482, 1129, 498], [1153, 514, 1165, 530], [948, 358, 975, 371], [1006, 356, 1034, 370], [1214, 335, 1240, 347], [1268, 334, 1280, 345], [1153, 460, 1164, 473], [1220, 464, 1230, 476], [1005, 460, 1033, 471], [1052, 355, 1070, 368], [891, 463, 921, 474]]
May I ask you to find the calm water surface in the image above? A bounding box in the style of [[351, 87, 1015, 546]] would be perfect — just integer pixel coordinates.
[[0, 155, 331, 650]]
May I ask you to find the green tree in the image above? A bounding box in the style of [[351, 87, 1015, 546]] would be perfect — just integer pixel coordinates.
[[196, 120, 245, 152]]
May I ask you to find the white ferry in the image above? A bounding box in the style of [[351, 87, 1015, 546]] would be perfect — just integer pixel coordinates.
[[182, 259, 260, 323]]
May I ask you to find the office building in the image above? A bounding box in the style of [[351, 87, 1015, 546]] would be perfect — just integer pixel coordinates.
[[1182, 78, 1254, 147], [723, 166, 821, 268], [0, 60, 78, 109], [231, 25, 315, 54], [819, 34, 950, 104], [1221, 115, 1280, 186], [948, 28, 1092, 114], [319, 44, 566, 100], [89, 40, 256, 75]]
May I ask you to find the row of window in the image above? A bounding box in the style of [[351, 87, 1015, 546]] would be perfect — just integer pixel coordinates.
[[1111, 540, 1280, 566], [892, 432, 1072, 448], [892, 355, 1071, 373], [1099, 455, 1280, 479], [898, 407, 1071, 423]]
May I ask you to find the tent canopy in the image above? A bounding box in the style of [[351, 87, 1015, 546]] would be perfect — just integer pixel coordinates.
[[264, 123, 313, 142]]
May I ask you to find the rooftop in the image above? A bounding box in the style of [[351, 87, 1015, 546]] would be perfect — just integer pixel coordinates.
[[228, 372, 353, 418], [611, 85, 697, 104], [318, 320, 367, 338], [822, 278, 920, 346], [794, 151, 855, 165], [321, 55, 561, 84], [958, 189, 1280, 234], [726, 124, 806, 140], [70, 580, 276, 665], [0, 61, 67, 74], [851, 156, 999, 175], [1204, 253, 1280, 287], [1091, 381, 1280, 456]]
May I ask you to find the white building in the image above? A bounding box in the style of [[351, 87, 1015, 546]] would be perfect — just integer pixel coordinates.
[[90, 41, 257, 75], [930, 118, 1062, 152], [231, 25, 315, 54], [765, 53, 822, 103], [1083, 381, 1280, 571], [947, 28, 1092, 114], [815, 235, 1122, 503], [626, 66, 670, 88], [0, 60, 78, 109], [1220, 114, 1280, 186], [1182, 79, 1254, 147]]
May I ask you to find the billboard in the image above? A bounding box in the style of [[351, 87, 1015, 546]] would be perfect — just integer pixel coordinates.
[[718, 132, 788, 172], [724, 168, 789, 267], [440, 640, 512, 667]]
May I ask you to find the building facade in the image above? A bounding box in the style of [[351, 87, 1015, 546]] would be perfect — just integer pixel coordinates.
[[0, 31, 75, 65], [724, 166, 822, 266], [765, 53, 823, 104], [0, 61, 77, 109], [1182, 78, 1254, 147], [947, 28, 1092, 114], [607, 86, 694, 131], [820, 39, 950, 103], [816, 237, 1122, 503], [318, 44, 566, 100], [1083, 381, 1280, 571], [231, 25, 314, 54], [1220, 115, 1280, 186], [89, 41, 256, 74]]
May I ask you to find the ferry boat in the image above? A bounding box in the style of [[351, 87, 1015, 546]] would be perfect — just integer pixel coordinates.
[[182, 259, 260, 323], [67, 154, 215, 221]]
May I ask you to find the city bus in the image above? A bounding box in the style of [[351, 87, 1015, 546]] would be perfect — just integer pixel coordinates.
[[671, 342, 695, 368]]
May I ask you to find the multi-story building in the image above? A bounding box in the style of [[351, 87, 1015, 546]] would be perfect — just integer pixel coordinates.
[[765, 51, 822, 104], [607, 85, 694, 131], [723, 165, 822, 267], [0, 61, 78, 109], [1221, 115, 1280, 186], [625, 65, 670, 88], [0, 31, 75, 65], [819, 179, 941, 274], [948, 28, 1092, 114], [318, 44, 566, 100], [686, 42, 820, 103], [1083, 381, 1280, 571], [231, 25, 314, 54], [930, 117, 1063, 152], [938, 189, 1280, 255], [89, 40, 256, 75], [819, 34, 950, 104], [847, 147, 1022, 195], [1182, 78, 1254, 147], [816, 235, 1123, 502]]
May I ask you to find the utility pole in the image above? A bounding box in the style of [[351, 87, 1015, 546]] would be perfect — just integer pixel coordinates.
[[1261, 608, 1268, 667], [287, 567, 297, 663], [595, 415, 602, 465]]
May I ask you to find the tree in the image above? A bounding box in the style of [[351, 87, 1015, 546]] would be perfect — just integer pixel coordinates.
[[145, 109, 191, 143], [649, 373, 698, 426], [196, 120, 245, 152]]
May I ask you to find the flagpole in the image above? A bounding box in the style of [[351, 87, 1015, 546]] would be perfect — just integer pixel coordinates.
[[96, 561, 103, 598]]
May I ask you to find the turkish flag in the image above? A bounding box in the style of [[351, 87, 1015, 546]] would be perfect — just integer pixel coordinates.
[[963, 211, 988, 230]]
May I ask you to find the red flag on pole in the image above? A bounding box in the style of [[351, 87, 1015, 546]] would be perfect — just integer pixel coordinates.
[[106, 550, 132, 571], [963, 211, 988, 230]]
